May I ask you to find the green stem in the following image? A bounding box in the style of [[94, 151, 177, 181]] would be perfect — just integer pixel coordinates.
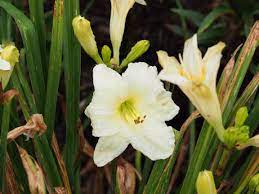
[[0, 102, 11, 192], [215, 148, 231, 176], [189, 104, 196, 162], [135, 151, 142, 174], [137, 158, 153, 194]]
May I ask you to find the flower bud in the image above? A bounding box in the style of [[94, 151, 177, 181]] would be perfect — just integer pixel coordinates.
[[196, 170, 217, 194], [101, 45, 112, 65], [110, 0, 146, 65], [223, 126, 249, 149], [72, 16, 103, 64], [0, 44, 19, 89], [235, 106, 248, 127], [120, 40, 150, 68]]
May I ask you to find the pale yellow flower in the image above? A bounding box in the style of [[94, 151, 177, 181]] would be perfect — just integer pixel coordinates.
[[110, 0, 146, 65], [0, 44, 19, 89], [158, 34, 225, 141], [85, 62, 179, 166]]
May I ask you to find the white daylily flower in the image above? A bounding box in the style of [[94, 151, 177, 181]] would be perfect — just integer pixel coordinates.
[[110, 0, 146, 64], [158, 34, 225, 141], [86, 62, 179, 167]]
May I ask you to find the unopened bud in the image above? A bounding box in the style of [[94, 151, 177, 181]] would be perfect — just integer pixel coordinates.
[[235, 106, 248, 127], [196, 170, 217, 194], [101, 45, 112, 65], [72, 16, 103, 64], [223, 126, 250, 149], [120, 40, 150, 68]]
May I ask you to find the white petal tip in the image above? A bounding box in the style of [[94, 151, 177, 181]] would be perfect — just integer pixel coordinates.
[[135, 0, 147, 5], [0, 59, 11, 71]]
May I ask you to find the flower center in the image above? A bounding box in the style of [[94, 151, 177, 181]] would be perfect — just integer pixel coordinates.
[[119, 99, 146, 124]]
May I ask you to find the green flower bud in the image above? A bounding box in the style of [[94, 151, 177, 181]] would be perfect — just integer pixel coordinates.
[[223, 126, 249, 149], [235, 106, 248, 127], [196, 170, 217, 194], [72, 16, 103, 64], [101, 45, 112, 65], [120, 40, 150, 68], [248, 174, 259, 193]]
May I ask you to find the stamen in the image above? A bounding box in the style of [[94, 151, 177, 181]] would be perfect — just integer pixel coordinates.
[[119, 100, 146, 125]]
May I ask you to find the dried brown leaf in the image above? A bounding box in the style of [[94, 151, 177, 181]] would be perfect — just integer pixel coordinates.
[[5, 154, 20, 194], [18, 145, 46, 194], [54, 187, 66, 194], [116, 160, 136, 194], [7, 114, 47, 142]]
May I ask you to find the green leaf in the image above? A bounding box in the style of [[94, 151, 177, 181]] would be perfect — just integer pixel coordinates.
[[62, 0, 81, 192], [0, 102, 11, 192], [171, 8, 204, 26], [143, 129, 183, 194], [45, 0, 64, 139], [197, 5, 233, 34], [28, 0, 47, 80]]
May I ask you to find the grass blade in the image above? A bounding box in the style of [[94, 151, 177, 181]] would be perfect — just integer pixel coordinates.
[[62, 0, 81, 192], [45, 0, 64, 139], [28, 0, 47, 79], [197, 5, 233, 34], [0, 101, 11, 192]]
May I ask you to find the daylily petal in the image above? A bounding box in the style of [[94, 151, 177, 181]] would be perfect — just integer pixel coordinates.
[[157, 50, 191, 87], [203, 42, 225, 88], [0, 58, 11, 71], [130, 118, 175, 160], [158, 69, 190, 87], [94, 135, 129, 167], [87, 64, 129, 136], [122, 62, 163, 98], [182, 34, 202, 77], [93, 64, 128, 95], [135, 0, 146, 5], [157, 50, 181, 71], [154, 90, 180, 121], [122, 62, 180, 121], [86, 99, 123, 137], [180, 85, 224, 141]]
